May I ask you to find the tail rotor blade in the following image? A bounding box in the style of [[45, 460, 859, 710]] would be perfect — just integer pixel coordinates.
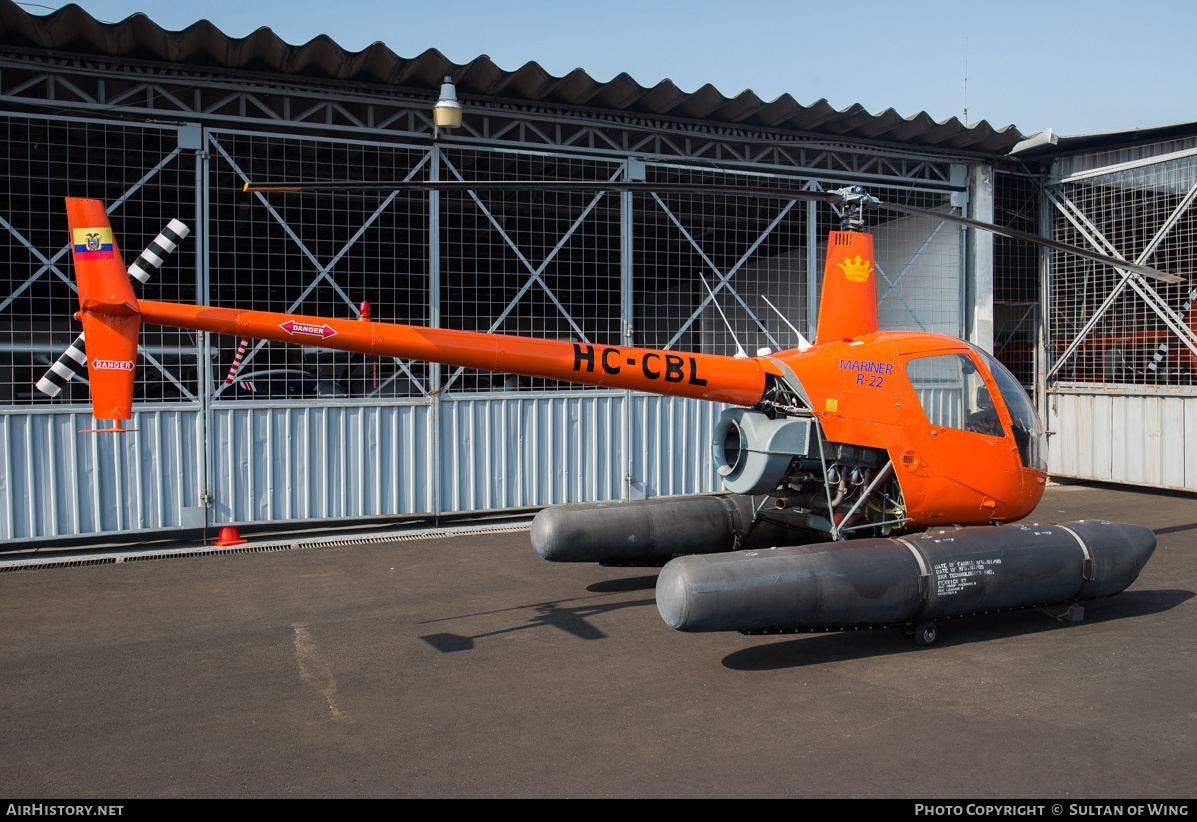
[[35, 333, 88, 397], [128, 218, 190, 284]]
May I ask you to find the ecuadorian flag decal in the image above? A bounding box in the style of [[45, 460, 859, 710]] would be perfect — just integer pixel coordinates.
[[72, 226, 115, 260]]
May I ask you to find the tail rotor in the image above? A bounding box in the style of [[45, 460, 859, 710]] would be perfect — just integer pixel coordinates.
[[36, 213, 190, 408]]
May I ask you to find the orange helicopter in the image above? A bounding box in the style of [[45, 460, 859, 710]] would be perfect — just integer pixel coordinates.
[[52, 183, 1166, 643]]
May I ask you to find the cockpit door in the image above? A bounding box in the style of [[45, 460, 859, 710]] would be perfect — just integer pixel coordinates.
[[902, 351, 1025, 504]]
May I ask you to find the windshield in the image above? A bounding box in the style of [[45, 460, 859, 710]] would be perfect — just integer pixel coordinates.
[[972, 346, 1047, 471]]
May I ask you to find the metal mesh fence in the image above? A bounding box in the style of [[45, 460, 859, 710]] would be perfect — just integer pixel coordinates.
[[439, 147, 623, 392], [632, 174, 961, 355], [994, 171, 1041, 389], [1, 115, 974, 405], [0, 116, 197, 405], [1047, 153, 1197, 387], [870, 187, 962, 338], [208, 131, 431, 400], [634, 165, 808, 358]]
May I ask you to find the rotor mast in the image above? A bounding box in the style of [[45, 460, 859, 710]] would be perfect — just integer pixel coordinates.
[[834, 185, 881, 232]]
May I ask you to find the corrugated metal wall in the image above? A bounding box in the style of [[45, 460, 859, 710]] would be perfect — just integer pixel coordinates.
[[208, 394, 726, 522], [1047, 391, 1197, 489], [0, 407, 202, 539], [437, 393, 625, 512], [628, 395, 725, 500], [210, 403, 433, 523]]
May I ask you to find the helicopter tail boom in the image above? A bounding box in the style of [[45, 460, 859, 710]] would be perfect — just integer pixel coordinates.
[[136, 300, 769, 406]]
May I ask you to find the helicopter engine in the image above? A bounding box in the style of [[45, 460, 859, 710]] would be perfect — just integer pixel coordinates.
[[712, 406, 895, 530], [711, 408, 811, 495], [530, 406, 902, 564]]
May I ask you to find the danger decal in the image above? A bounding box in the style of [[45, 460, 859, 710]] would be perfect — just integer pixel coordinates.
[[279, 321, 338, 339], [91, 359, 134, 371]]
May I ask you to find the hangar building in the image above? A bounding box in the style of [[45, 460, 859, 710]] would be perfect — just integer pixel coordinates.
[[1011, 126, 1197, 489], [0, 1, 1192, 543]]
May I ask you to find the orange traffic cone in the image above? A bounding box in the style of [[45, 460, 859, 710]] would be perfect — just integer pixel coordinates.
[[212, 525, 247, 546]]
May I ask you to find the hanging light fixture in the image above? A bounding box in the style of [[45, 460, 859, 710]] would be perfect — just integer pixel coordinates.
[[433, 76, 463, 138]]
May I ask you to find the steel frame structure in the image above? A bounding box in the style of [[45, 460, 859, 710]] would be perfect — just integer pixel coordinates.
[[0, 50, 966, 185], [1040, 142, 1197, 490], [0, 52, 982, 541], [1043, 146, 1197, 387]]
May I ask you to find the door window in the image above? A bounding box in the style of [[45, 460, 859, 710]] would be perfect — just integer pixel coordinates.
[[905, 353, 1005, 438]]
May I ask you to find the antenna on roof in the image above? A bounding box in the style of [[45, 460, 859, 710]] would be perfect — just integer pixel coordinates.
[[761, 295, 811, 351], [694, 270, 749, 359]]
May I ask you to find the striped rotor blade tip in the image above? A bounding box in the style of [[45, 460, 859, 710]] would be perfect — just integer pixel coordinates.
[[166, 219, 191, 240], [224, 337, 250, 385], [128, 219, 191, 283], [36, 333, 87, 397]]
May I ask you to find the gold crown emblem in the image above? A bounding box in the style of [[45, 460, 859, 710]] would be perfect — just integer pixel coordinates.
[[839, 254, 873, 283]]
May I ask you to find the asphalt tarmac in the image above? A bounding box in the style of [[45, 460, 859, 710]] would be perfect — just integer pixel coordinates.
[[1, 481, 1194, 799]]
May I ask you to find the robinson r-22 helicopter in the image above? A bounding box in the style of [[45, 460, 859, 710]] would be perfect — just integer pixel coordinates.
[[48, 181, 1163, 645]]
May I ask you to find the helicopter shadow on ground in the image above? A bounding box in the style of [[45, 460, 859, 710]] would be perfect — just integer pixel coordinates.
[[1153, 521, 1197, 536], [586, 574, 660, 593], [419, 593, 657, 653], [720, 588, 1194, 671]]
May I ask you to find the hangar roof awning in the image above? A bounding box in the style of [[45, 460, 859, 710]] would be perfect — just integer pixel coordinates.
[[1010, 120, 1197, 158], [0, 1, 1027, 155]]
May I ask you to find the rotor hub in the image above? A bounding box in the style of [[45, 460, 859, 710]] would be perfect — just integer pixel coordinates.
[[832, 185, 880, 231]]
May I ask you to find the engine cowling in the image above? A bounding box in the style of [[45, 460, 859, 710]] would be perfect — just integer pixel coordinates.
[[712, 408, 812, 494]]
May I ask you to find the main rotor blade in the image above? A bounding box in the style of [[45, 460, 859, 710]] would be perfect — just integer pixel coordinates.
[[243, 179, 838, 203], [876, 201, 1184, 284], [242, 178, 1184, 284]]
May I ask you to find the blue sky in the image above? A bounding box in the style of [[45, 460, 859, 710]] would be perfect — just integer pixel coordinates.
[[21, 0, 1197, 137]]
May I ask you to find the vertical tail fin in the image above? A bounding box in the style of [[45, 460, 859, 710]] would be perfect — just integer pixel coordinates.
[[814, 231, 879, 344], [65, 198, 141, 425]]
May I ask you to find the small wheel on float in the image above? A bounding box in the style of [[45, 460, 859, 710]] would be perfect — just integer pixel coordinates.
[[913, 621, 939, 647]]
